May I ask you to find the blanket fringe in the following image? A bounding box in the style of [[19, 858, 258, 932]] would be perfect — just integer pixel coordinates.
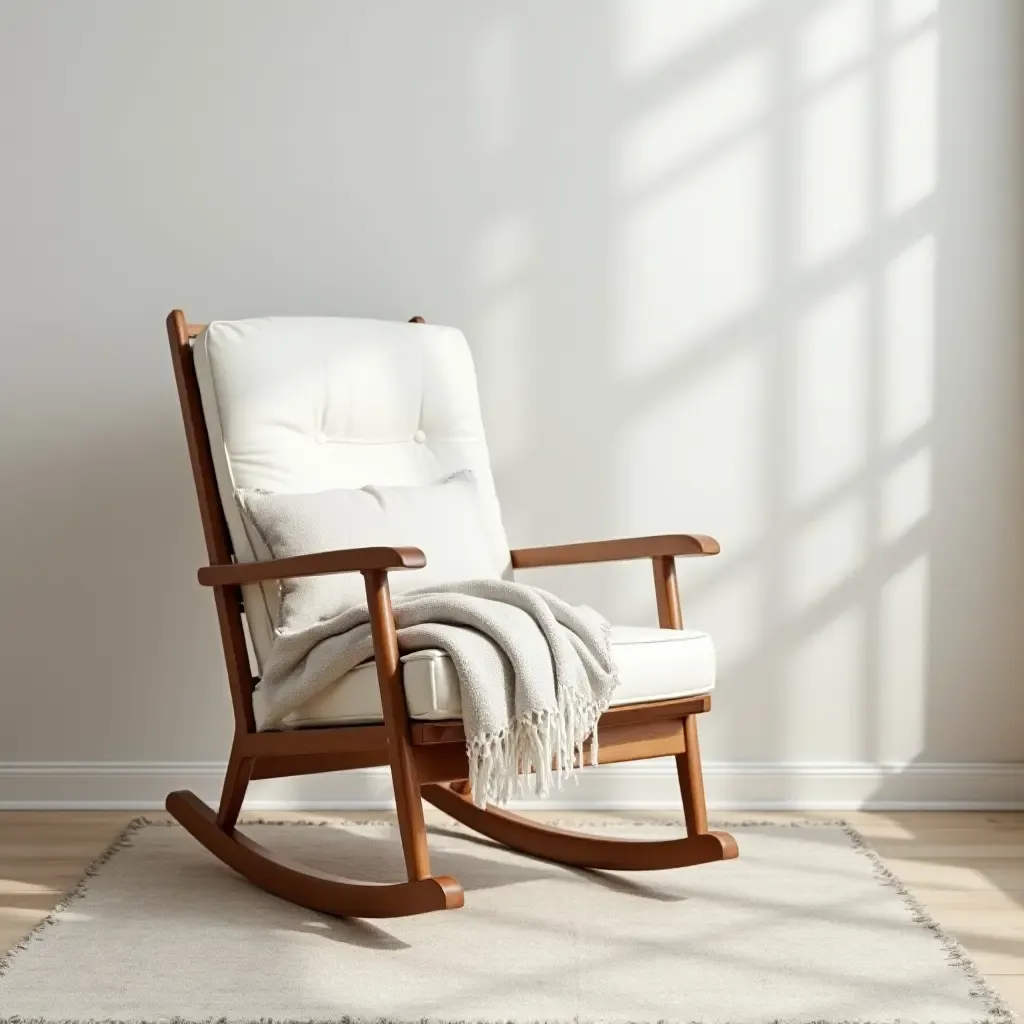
[[466, 686, 605, 808]]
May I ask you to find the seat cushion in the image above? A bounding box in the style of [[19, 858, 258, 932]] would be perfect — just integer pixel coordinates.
[[258, 626, 715, 728]]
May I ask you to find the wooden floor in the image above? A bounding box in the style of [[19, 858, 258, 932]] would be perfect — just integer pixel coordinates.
[[1, 809, 1021, 1013]]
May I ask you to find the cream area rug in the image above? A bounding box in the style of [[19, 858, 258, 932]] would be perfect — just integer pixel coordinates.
[[0, 819, 1011, 1024]]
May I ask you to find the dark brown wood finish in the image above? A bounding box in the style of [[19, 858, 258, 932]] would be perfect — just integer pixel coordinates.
[[363, 568, 432, 882], [215, 754, 254, 830], [679, 715, 710, 835], [198, 546, 426, 587], [412, 718, 688, 784], [410, 694, 711, 745], [164, 308, 736, 919], [422, 783, 737, 869], [510, 533, 719, 569], [653, 555, 683, 630], [249, 750, 387, 780], [167, 791, 463, 917], [235, 725, 390, 758], [167, 312, 256, 734], [650, 541, 711, 837]]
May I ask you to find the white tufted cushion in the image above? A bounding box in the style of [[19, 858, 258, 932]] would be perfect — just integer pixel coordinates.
[[192, 317, 511, 667], [256, 627, 716, 728]]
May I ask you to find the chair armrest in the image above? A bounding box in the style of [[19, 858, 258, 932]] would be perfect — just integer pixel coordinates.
[[509, 534, 719, 569], [197, 546, 426, 587]]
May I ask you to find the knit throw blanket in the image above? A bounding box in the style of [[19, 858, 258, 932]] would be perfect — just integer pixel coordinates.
[[255, 580, 620, 806]]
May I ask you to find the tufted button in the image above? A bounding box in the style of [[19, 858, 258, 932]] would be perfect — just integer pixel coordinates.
[[316, 432, 329, 444], [413, 429, 426, 444]]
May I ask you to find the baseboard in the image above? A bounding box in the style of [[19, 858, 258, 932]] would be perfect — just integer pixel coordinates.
[[0, 760, 1021, 810]]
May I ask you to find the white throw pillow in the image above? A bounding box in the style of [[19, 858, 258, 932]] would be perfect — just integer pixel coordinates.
[[237, 471, 504, 633]]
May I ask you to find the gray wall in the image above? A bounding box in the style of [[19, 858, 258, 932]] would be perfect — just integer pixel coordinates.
[[1, 0, 1021, 806]]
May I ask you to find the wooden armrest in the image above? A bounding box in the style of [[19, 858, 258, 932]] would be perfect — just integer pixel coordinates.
[[198, 546, 426, 587], [509, 534, 719, 569]]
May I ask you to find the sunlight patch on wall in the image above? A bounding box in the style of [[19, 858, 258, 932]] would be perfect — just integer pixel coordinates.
[[880, 447, 931, 545], [885, 29, 937, 215], [616, 51, 768, 191], [786, 498, 867, 615], [882, 236, 935, 447], [688, 559, 765, 677], [797, 0, 871, 86], [785, 607, 866, 761], [614, 0, 760, 80], [617, 343, 764, 552], [886, 0, 937, 34], [604, 0, 942, 769], [614, 135, 766, 376], [797, 73, 870, 267], [792, 282, 869, 504], [876, 555, 930, 761]]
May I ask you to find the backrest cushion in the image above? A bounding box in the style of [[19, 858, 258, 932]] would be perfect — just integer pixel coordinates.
[[239, 471, 503, 633], [192, 317, 511, 665]]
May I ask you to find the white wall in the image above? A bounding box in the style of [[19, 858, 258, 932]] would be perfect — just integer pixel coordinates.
[[1, 0, 1022, 808]]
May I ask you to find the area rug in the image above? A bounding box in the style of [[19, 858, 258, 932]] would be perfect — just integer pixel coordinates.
[[0, 818, 1011, 1024]]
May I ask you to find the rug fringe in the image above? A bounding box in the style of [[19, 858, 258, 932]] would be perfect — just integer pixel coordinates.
[[0, 816, 153, 981]]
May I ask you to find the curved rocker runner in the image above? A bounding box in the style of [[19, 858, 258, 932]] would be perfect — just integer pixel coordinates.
[[166, 790, 464, 918], [421, 783, 737, 871], [164, 309, 739, 919]]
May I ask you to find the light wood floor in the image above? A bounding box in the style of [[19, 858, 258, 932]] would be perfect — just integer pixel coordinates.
[[1, 809, 1021, 1013]]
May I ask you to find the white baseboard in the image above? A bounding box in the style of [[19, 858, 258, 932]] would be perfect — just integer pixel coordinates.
[[0, 760, 1021, 810]]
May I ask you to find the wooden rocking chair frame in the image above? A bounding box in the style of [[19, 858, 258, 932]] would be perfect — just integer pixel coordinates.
[[165, 309, 738, 919]]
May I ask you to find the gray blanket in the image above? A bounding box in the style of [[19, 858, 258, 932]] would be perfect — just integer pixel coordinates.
[[254, 580, 620, 806]]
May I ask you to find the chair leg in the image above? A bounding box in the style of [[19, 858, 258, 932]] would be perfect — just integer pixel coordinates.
[[650, 558, 713, 838], [388, 740, 432, 881], [676, 713, 709, 836], [216, 749, 254, 830], [363, 568, 432, 882]]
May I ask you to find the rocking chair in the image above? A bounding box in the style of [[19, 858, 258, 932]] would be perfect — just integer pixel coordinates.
[[165, 310, 737, 919]]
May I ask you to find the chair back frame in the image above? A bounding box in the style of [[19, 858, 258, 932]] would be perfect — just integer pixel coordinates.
[[167, 312, 258, 734]]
